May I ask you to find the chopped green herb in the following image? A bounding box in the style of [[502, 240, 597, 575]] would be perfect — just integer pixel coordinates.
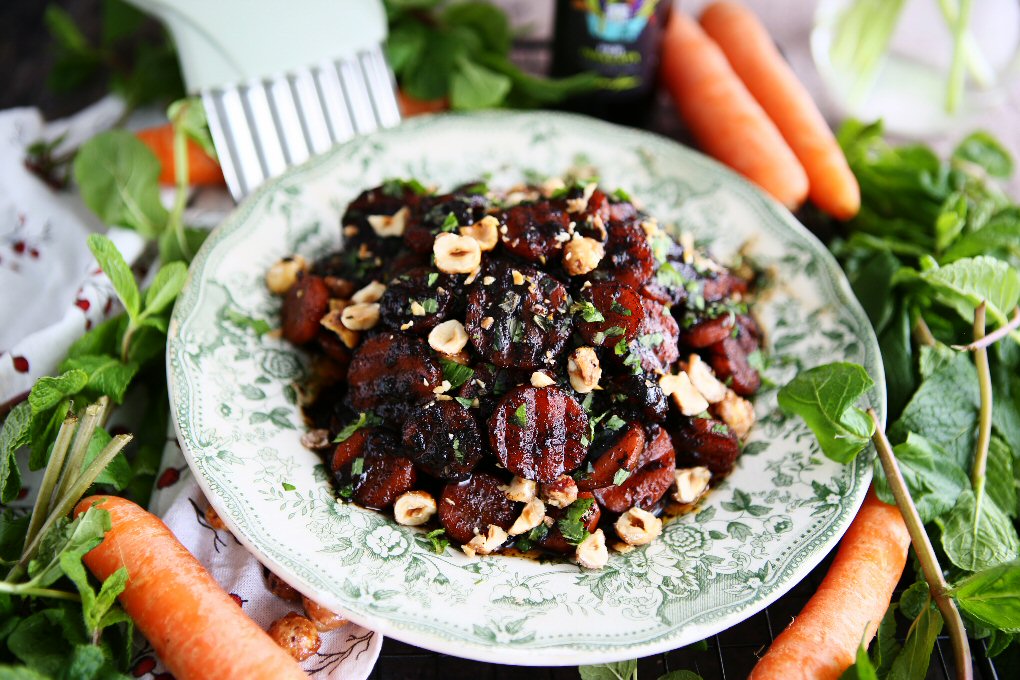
[[455, 396, 475, 408], [513, 403, 528, 427], [334, 412, 381, 443], [570, 300, 605, 323], [382, 177, 429, 197], [609, 301, 633, 316], [592, 331, 606, 345], [639, 332, 664, 348], [421, 298, 439, 314], [337, 483, 354, 499], [440, 358, 475, 388], [604, 415, 627, 432], [604, 326, 625, 337], [350, 457, 365, 476], [510, 317, 525, 342], [427, 272, 439, 287], [440, 212, 459, 232], [515, 523, 549, 551], [656, 261, 686, 289], [611, 187, 632, 202], [613, 469, 631, 485], [558, 498, 596, 545], [282, 481, 296, 491], [461, 182, 488, 195], [425, 528, 449, 555], [614, 339, 628, 356]]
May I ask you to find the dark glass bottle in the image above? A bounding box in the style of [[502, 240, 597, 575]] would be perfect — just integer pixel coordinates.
[[551, 0, 673, 126]]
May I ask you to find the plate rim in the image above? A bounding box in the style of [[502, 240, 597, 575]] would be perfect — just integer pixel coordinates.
[[167, 110, 884, 666]]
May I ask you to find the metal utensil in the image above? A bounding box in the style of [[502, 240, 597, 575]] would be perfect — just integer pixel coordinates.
[[127, 0, 401, 200]]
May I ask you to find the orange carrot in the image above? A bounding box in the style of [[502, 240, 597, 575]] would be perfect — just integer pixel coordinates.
[[74, 496, 306, 680], [135, 124, 225, 187], [750, 489, 910, 680], [700, 2, 860, 220], [660, 12, 808, 209], [397, 89, 449, 117]]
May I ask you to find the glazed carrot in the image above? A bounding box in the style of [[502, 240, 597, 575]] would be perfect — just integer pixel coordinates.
[[660, 12, 808, 209], [74, 496, 306, 680], [700, 2, 860, 220], [135, 124, 225, 186], [750, 489, 910, 680]]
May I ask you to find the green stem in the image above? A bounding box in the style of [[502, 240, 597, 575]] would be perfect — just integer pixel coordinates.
[[970, 303, 993, 502], [913, 315, 937, 347], [868, 409, 972, 680], [15, 434, 132, 575], [953, 307, 1020, 351], [23, 415, 77, 554], [50, 398, 108, 516], [945, 0, 974, 113], [169, 110, 192, 262], [0, 581, 80, 602], [119, 321, 137, 364]]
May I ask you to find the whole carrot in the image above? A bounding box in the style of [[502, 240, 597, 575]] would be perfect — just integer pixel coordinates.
[[700, 2, 860, 220], [750, 489, 910, 680], [135, 124, 225, 187], [660, 12, 809, 210], [74, 496, 306, 680]]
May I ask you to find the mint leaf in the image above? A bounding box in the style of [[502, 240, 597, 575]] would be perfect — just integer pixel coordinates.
[[570, 300, 605, 323], [777, 362, 875, 463], [83, 428, 132, 490], [86, 233, 141, 320], [440, 359, 474, 389], [872, 433, 969, 523], [987, 437, 1017, 520], [334, 412, 381, 444], [59, 354, 139, 404], [61, 548, 129, 637], [871, 605, 901, 675], [951, 559, 1020, 632], [0, 402, 30, 504], [450, 56, 511, 110], [953, 131, 1014, 178], [579, 660, 636, 680], [425, 528, 449, 555], [28, 506, 110, 588], [887, 603, 942, 680], [28, 370, 88, 415], [513, 403, 528, 428], [940, 490, 1020, 572], [142, 261, 188, 318], [557, 497, 595, 546], [838, 642, 878, 680], [914, 256, 1020, 327], [941, 207, 1020, 263], [167, 97, 216, 158], [74, 130, 168, 238], [890, 352, 979, 467]]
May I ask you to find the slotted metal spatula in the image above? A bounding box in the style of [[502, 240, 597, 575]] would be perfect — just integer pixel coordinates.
[[127, 0, 401, 200]]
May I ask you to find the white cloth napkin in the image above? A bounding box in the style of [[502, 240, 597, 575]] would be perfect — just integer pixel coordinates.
[[0, 99, 381, 679]]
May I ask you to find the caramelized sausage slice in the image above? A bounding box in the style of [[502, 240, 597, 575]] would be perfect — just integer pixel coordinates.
[[671, 415, 741, 477], [464, 265, 572, 370], [593, 426, 676, 513], [630, 296, 680, 374], [488, 386, 589, 483], [679, 314, 737, 349], [709, 337, 761, 396], [591, 220, 655, 289], [346, 333, 442, 425], [438, 472, 518, 544], [282, 275, 330, 345], [575, 282, 645, 347], [604, 372, 669, 422], [378, 267, 457, 335], [576, 421, 645, 492], [403, 192, 491, 255], [498, 202, 572, 263], [329, 428, 416, 510], [402, 400, 483, 480]]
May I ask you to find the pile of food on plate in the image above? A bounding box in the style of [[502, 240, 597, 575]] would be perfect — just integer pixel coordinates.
[[268, 177, 763, 569]]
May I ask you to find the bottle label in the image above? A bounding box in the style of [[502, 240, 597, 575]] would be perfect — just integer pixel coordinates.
[[563, 0, 668, 99]]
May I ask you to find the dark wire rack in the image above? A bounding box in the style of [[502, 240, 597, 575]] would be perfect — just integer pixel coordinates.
[[368, 548, 997, 680]]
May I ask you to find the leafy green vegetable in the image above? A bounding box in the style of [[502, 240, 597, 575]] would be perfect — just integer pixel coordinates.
[[384, 0, 596, 110], [912, 256, 1020, 328], [75, 133, 168, 240], [579, 660, 637, 680], [776, 362, 876, 462], [872, 433, 969, 523], [0, 403, 31, 504], [840, 641, 879, 680], [887, 602, 942, 680], [951, 560, 1020, 632], [557, 498, 595, 546], [440, 358, 475, 388], [954, 131, 1014, 178], [939, 490, 1020, 572], [334, 412, 382, 444]]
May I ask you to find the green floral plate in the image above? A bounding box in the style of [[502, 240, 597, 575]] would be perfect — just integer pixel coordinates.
[[167, 111, 883, 665]]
